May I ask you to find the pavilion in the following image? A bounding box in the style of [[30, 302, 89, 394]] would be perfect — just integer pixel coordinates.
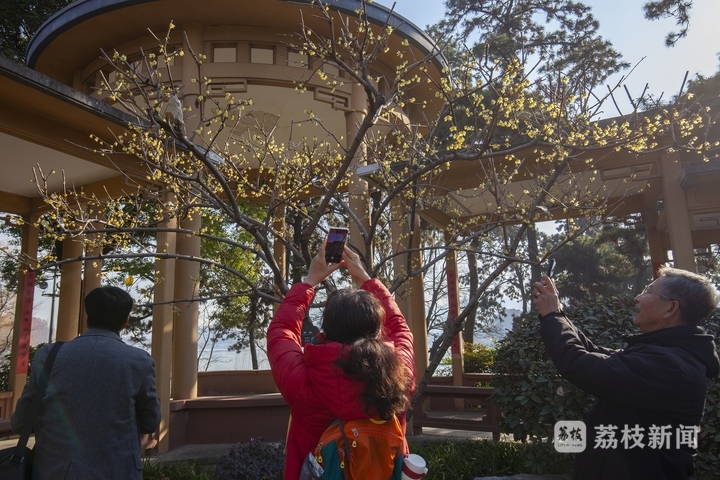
[[0, 0, 718, 453]]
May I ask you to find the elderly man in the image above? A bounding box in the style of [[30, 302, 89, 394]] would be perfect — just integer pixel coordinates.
[[11, 286, 160, 480], [533, 266, 719, 480]]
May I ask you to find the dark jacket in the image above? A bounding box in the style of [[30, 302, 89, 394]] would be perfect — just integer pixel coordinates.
[[540, 312, 720, 480], [11, 329, 161, 480], [267, 278, 416, 480]]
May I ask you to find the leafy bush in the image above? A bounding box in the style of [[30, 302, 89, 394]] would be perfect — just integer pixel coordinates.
[[491, 297, 720, 477], [462, 342, 497, 374], [407, 438, 572, 479], [142, 459, 213, 479], [214, 438, 285, 480], [696, 313, 720, 478], [0, 343, 46, 391], [437, 342, 496, 377]]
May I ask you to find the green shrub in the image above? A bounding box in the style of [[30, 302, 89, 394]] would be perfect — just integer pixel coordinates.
[[462, 342, 497, 374], [214, 438, 285, 480], [0, 343, 46, 391], [407, 439, 573, 479], [696, 313, 720, 479], [142, 459, 213, 479], [491, 297, 720, 476]]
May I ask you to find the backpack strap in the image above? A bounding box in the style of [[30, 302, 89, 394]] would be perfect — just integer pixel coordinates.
[[338, 419, 351, 469], [10, 342, 65, 464]]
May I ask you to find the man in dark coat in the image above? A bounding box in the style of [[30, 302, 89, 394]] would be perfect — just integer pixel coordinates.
[[11, 286, 160, 480], [533, 266, 719, 480]]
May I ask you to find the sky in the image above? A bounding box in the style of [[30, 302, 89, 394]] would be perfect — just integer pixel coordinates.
[[388, 0, 720, 115]]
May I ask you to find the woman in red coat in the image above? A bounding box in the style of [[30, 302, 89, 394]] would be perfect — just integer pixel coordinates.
[[267, 243, 416, 480]]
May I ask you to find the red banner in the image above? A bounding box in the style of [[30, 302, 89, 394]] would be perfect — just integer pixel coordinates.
[[16, 271, 36, 374]]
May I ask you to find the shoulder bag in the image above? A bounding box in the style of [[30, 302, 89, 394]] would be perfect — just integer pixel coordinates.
[[0, 341, 64, 480]]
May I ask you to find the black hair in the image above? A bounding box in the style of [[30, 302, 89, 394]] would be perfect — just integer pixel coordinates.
[[335, 338, 412, 420], [323, 287, 412, 418], [84, 286, 133, 332], [322, 289, 384, 343]]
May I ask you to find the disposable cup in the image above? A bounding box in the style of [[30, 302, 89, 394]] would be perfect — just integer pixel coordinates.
[[401, 453, 428, 479]]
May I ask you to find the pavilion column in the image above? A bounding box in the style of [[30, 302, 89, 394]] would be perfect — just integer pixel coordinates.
[[81, 243, 103, 335], [172, 214, 200, 400], [444, 231, 464, 410], [660, 150, 696, 271], [9, 217, 39, 412], [390, 200, 429, 409], [152, 199, 177, 453], [171, 23, 203, 400], [643, 207, 667, 279], [346, 82, 370, 260], [55, 237, 84, 341]]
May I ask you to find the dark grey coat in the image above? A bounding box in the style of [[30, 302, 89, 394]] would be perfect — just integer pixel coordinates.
[[11, 328, 161, 480], [540, 313, 720, 480]]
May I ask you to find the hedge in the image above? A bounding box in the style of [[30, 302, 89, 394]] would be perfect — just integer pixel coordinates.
[[491, 296, 720, 477]]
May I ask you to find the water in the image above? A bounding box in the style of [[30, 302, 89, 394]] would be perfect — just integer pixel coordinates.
[[198, 339, 270, 371]]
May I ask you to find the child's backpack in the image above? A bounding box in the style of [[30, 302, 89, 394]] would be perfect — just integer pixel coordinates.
[[300, 416, 406, 480]]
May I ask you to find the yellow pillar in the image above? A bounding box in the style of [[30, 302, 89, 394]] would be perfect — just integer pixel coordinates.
[[81, 245, 103, 335], [171, 23, 203, 400], [9, 217, 39, 412], [346, 82, 369, 259], [660, 150, 696, 271], [390, 200, 429, 386], [172, 214, 200, 400], [643, 207, 667, 278], [55, 238, 83, 341], [152, 203, 177, 453]]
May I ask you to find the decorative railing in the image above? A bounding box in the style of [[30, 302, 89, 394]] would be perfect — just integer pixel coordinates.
[[413, 373, 502, 440]]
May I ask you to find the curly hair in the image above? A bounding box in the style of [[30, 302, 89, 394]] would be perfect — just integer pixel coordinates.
[[335, 338, 412, 420]]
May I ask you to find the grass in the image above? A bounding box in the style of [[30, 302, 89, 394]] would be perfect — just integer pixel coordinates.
[[142, 439, 574, 480], [142, 459, 215, 480], [408, 439, 573, 479]]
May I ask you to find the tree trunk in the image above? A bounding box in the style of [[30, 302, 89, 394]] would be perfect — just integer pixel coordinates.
[[463, 249, 479, 343], [249, 328, 258, 370], [249, 295, 259, 370], [527, 224, 540, 284]]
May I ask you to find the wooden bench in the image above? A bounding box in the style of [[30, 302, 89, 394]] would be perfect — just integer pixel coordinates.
[[413, 384, 502, 440], [0, 418, 13, 439]]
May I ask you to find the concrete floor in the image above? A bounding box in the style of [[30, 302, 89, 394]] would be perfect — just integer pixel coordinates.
[[0, 426, 501, 465]]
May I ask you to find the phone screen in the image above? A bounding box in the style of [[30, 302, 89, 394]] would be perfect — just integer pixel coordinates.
[[325, 228, 348, 263], [546, 259, 556, 277]]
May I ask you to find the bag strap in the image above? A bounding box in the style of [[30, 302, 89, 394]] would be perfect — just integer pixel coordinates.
[[10, 341, 65, 463]]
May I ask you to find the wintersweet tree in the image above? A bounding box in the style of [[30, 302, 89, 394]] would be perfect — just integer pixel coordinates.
[[24, 0, 716, 415]]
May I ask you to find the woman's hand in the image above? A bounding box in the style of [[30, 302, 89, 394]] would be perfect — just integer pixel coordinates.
[[341, 247, 371, 284], [532, 274, 564, 317], [303, 241, 342, 287]]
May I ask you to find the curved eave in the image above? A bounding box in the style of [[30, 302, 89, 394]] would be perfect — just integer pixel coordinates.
[[27, 0, 155, 70], [27, 0, 446, 81], [0, 55, 144, 214], [285, 0, 445, 68]]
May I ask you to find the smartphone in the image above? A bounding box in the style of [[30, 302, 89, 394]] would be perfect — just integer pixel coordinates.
[[325, 227, 349, 264], [546, 258, 556, 277]]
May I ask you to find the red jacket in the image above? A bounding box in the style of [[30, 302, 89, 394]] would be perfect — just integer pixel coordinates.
[[267, 278, 416, 480]]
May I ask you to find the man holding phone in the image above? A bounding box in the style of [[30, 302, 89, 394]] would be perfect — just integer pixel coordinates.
[[532, 268, 719, 479]]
